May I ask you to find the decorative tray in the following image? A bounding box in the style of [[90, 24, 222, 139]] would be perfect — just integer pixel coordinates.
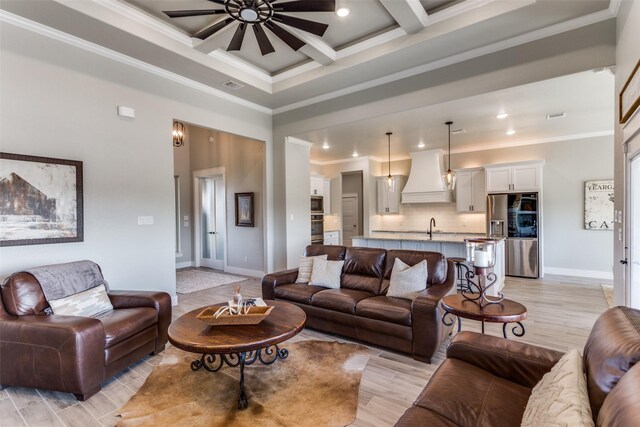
[[196, 305, 274, 326]]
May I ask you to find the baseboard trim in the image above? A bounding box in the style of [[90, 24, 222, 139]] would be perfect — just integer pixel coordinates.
[[170, 293, 179, 306], [544, 267, 613, 281], [225, 266, 265, 278], [176, 261, 194, 269]]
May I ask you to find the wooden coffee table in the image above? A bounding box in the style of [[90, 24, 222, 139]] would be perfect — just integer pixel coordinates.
[[168, 300, 306, 410], [440, 294, 527, 338]]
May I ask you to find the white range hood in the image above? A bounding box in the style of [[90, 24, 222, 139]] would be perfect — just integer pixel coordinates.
[[401, 149, 454, 204]]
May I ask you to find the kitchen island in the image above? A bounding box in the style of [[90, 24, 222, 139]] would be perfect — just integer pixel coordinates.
[[352, 231, 506, 296]]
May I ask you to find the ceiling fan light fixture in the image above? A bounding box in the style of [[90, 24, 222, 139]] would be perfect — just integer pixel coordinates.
[[442, 121, 456, 191], [336, 8, 350, 17], [240, 8, 259, 22]]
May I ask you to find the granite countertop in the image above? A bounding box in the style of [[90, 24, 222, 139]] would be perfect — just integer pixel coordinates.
[[352, 231, 504, 243]]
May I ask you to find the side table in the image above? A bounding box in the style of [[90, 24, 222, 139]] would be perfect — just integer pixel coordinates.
[[440, 294, 527, 339]]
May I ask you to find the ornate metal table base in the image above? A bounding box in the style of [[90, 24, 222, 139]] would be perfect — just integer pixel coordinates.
[[461, 268, 504, 308], [441, 311, 526, 339], [191, 344, 289, 410]]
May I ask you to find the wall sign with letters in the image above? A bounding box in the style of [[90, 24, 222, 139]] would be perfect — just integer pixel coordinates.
[[584, 180, 614, 231]]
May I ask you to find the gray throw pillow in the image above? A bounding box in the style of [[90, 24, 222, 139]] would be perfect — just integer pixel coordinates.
[[386, 258, 428, 299]]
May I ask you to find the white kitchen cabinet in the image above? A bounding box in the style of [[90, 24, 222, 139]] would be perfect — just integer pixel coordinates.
[[310, 175, 324, 196], [455, 168, 486, 212], [323, 178, 331, 214], [485, 161, 544, 193], [324, 230, 339, 245], [377, 176, 405, 214]]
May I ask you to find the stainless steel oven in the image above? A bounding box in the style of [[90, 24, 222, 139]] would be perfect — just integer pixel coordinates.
[[311, 196, 324, 214], [311, 214, 324, 244]]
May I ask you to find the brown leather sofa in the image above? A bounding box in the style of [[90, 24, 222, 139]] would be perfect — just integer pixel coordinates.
[[396, 306, 640, 426], [0, 268, 171, 400], [262, 245, 455, 363]]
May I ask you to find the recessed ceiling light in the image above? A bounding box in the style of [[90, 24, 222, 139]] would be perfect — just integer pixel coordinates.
[[506, 129, 516, 135], [496, 112, 508, 119], [322, 143, 330, 150], [352, 151, 359, 157], [336, 8, 350, 17], [418, 142, 425, 148]]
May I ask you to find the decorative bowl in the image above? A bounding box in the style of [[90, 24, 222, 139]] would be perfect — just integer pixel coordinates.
[[196, 305, 274, 326]]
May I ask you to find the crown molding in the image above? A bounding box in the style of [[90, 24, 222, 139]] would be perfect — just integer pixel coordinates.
[[608, 0, 622, 17], [273, 5, 615, 115], [310, 155, 380, 166], [98, 0, 192, 46], [0, 10, 273, 115]]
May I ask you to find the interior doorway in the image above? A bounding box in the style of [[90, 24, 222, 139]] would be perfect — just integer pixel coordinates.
[[628, 151, 640, 309], [193, 169, 226, 270], [342, 194, 359, 247]]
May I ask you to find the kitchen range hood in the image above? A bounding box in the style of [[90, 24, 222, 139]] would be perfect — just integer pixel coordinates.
[[401, 150, 454, 203]]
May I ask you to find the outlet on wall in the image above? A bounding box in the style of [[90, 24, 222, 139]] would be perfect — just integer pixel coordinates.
[[137, 216, 154, 225]]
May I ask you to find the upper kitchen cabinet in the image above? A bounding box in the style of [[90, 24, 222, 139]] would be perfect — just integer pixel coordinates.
[[377, 176, 406, 214], [485, 161, 544, 193], [455, 168, 486, 212], [310, 174, 324, 196]]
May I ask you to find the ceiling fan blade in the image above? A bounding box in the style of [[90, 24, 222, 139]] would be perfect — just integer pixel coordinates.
[[228, 23, 247, 51], [253, 24, 276, 55], [264, 21, 306, 51], [272, 0, 336, 12], [163, 9, 226, 18], [272, 13, 329, 36], [193, 17, 234, 39]]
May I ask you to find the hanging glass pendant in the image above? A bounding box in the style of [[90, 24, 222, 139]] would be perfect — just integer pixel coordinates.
[[442, 121, 456, 190], [387, 175, 395, 192], [442, 169, 456, 191]]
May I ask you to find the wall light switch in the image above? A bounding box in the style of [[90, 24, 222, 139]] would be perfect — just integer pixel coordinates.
[[138, 216, 154, 225], [184, 215, 189, 221], [290, 214, 294, 221], [117, 105, 136, 118], [618, 211, 623, 223], [183, 221, 189, 227]]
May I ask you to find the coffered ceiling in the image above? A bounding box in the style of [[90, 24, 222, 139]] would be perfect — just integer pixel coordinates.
[[0, 0, 617, 112]]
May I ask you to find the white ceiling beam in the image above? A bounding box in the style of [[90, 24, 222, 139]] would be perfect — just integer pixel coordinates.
[[380, 0, 429, 34], [287, 27, 337, 66]]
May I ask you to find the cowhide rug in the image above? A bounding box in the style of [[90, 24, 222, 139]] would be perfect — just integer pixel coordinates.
[[117, 340, 370, 426]]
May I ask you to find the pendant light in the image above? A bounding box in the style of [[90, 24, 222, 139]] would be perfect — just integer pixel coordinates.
[[442, 121, 456, 191], [386, 132, 395, 192]]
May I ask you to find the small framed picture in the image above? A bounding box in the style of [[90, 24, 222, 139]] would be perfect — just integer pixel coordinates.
[[235, 192, 254, 227], [1, 152, 84, 246]]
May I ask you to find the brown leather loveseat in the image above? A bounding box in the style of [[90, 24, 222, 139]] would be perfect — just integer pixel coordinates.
[[396, 306, 640, 426], [0, 264, 171, 400], [262, 245, 455, 363]]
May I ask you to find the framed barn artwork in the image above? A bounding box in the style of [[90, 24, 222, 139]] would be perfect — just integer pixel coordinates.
[[0, 152, 84, 246]]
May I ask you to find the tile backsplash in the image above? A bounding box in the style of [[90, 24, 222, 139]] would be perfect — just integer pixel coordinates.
[[372, 203, 486, 233]]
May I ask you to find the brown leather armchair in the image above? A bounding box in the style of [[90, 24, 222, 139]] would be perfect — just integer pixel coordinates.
[[0, 269, 171, 401]]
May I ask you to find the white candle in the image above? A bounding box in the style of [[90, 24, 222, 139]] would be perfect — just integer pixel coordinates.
[[474, 249, 489, 267]]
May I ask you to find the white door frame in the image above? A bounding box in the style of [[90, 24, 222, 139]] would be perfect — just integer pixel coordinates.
[[193, 167, 227, 270], [625, 127, 640, 307]]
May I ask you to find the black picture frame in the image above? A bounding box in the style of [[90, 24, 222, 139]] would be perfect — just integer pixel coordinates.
[[235, 192, 254, 227], [0, 152, 84, 247]]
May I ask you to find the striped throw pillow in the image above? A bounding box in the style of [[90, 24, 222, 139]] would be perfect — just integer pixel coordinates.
[[295, 254, 328, 284], [48, 284, 114, 317]]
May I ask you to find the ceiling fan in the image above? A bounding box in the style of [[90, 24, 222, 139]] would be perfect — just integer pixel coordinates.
[[163, 0, 336, 55]]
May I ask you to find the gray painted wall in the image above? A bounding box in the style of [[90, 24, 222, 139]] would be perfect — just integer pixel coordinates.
[[0, 24, 272, 297], [187, 126, 266, 273], [285, 140, 311, 268], [615, 1, 640, 305]]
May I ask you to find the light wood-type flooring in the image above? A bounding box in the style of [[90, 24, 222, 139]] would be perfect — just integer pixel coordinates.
[[1, 274, 610, 426]]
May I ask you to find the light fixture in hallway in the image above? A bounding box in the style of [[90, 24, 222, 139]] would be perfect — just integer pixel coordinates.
[[173, 121, 185, 147]]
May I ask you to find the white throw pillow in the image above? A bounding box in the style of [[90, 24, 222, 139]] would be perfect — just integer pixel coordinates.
[[48, 284, 114, 317], [521, 349, 595, 427], [295, 254, 328, 284], [386, 258, 428, 300], [309, 258, 344, 289]]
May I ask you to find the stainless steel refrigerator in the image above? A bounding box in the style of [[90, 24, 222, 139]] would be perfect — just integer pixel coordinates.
[[487, 193, 539, 278]]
